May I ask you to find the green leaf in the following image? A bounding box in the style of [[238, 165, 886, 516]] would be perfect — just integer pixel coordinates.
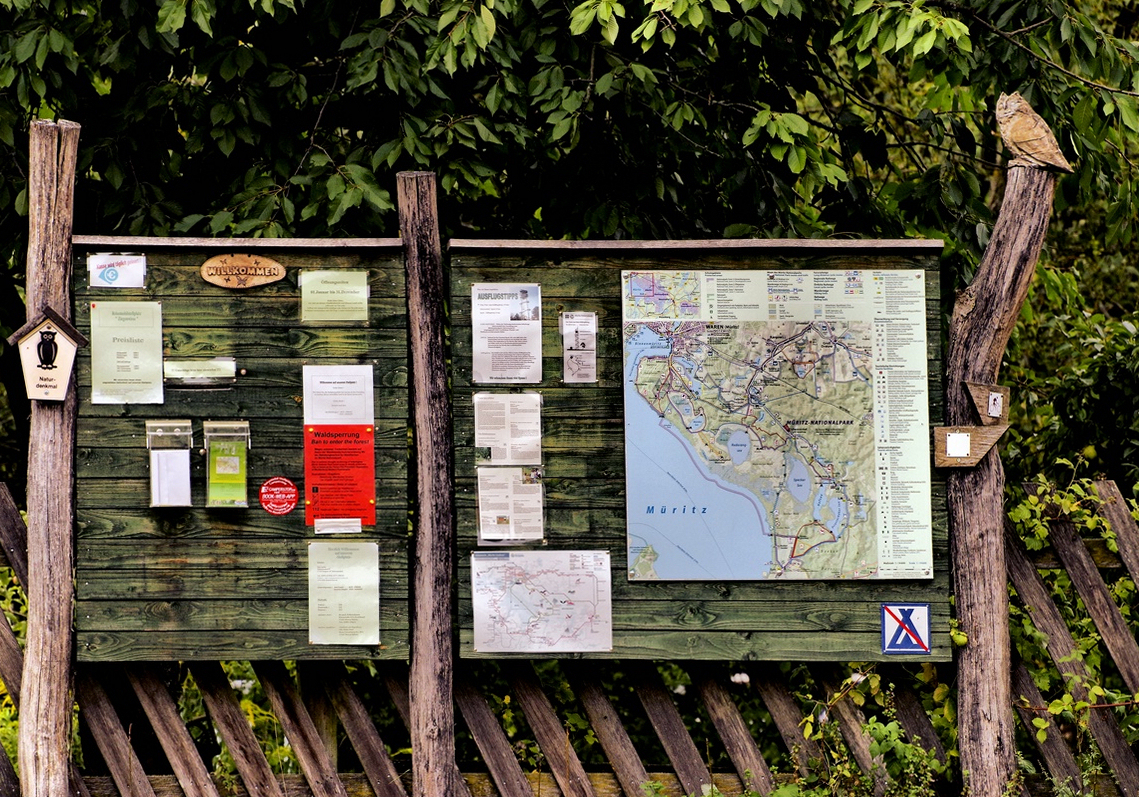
[[156, 0, 188, 33], [913, 28, 937, 57], [787, 145, 806, 173]]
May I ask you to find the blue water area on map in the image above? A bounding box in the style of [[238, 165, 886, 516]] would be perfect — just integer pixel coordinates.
[[624, 325, 773, 580], [812, 487, 849, 537], [785, 456, 811, 503]]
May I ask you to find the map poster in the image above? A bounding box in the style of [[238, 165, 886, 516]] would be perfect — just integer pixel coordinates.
[[471, 283, 542, 383], [471, 550, 613, 652], [304, 424, 376, 528], [622, 269, 933, 581]]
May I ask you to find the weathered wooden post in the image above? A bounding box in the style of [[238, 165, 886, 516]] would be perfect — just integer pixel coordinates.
[[399, 172, 465, 797], [947, 95, 1067, 796], [19, 118, 81, 797]]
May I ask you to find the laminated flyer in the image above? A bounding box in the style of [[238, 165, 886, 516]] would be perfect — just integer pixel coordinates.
[[471, 283, 542, 383], [477, 466, 544, 544], [89, 301, 164, 404], [473, 392, 542, 465], [308, 541, 380, 645], [471, 550, 612, 652], [560, 311, 597, 383]]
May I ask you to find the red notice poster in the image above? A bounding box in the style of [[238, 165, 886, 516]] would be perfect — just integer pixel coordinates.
[[304, 424, 376, 526]]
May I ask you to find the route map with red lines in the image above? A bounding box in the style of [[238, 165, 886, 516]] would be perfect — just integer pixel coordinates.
[[622, 270, 933, 581]]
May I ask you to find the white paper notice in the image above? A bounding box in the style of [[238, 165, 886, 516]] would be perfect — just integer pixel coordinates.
[[473, 392, 542, 465], [472, 550, 612, 652], [477, 467, 544, 543], [471, 283, 542, 383], [150, 449, 192, 507], [88, 253, 146, 288], [560, 311, 597, 383], [303, 365, 375, 424], [309, 542, 380, 645], [90, 301, 165, 404]]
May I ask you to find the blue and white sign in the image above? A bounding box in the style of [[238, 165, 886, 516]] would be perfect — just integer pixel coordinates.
[[881, 603, 931, 655], [88, 253, 146, 288]]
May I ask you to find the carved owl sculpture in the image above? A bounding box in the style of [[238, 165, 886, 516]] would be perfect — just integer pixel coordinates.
[[995, 92, 1073, 172]]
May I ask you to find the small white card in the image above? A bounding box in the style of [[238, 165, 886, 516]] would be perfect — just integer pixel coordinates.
[[946, 432, 971, 458]]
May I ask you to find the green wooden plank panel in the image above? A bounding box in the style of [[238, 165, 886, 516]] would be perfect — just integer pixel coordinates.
[[74, 242, 411, 662], [76, 479, 407, 512], [76, 631, 408, 661], [76, 562, 409, 600], [76, 296, 408, 329], [76, 599, 407, 632], [75, 508, 409, 541], [452, 249, 948, 661], [76, 357, 410, 388], [458, 629, 950, 662], [77, 417, 409, 447], [78, 446, 406, 480]]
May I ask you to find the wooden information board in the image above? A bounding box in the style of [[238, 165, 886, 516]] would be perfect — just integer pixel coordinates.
[[72, 238, 409, 661], [451, 240, 950, 662]]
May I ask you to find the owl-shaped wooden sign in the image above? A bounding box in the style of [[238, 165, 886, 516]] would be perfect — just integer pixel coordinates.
[[7, 306, 88, 402]]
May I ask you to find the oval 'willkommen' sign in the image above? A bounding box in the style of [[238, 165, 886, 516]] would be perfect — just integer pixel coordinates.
[[200, 254, 286, 288]]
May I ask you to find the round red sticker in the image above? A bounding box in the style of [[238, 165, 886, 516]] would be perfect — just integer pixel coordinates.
[[259, 477, 299, 516]]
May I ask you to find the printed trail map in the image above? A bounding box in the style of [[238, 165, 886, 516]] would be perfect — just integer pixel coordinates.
[[622, 270, 933, 581]]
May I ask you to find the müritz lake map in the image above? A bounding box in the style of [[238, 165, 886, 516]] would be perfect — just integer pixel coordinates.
[[622, 270, 933, 581]]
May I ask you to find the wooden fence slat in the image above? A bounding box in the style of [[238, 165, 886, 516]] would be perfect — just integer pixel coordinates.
[[1011, 660, 1082, 791], [75, 669, 160, 797], [890, 684, 947, 764], [1005, 525, 1139, 797], [190, 662, 287, 797], [126, 664, 221, 797], [748, 668, 821, 776], [877, 665, 946, 764], [298, 662, 340, 771], [0, 744, 18, 796], [505, 664, 596, 797], [562, 663, 651, 797], [1046, 517, 1139, 693], [454, 675, 530, 797], [254, 661, 349, 797], [814, 666, 886, 797], [1094, 480, 1139, 582], [379, 664, 412, 729], [629, 662, 711, 796], [320, 663, 409, 797], [690, 665, 776, 795], [0, 484, 28, 585]]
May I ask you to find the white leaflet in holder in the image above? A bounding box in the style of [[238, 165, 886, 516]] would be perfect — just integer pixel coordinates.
[[146, 420, 194, 507]]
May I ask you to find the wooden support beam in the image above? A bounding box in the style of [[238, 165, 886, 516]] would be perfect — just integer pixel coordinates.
[[74, 670, 159, 797], [399, 171, 463, 797], [19, 117, 81, 797], [747, 668, 822, 777], [947, 97, 1061, 797]]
